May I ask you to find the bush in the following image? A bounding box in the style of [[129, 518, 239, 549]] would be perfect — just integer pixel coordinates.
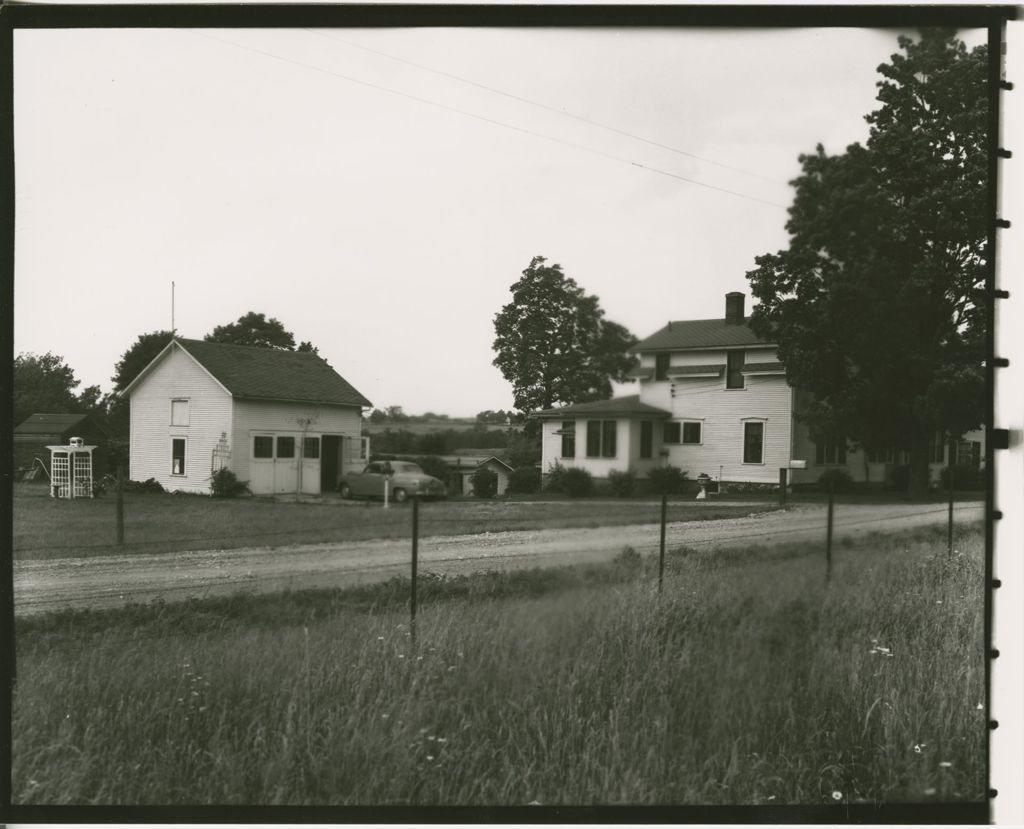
[[415, 455, 454, 490], [471, 467, 498, 498], [817, 468, 853, 493], [560, 467, 595, 497], [507, 466, 541, 495], [939, 464, 985, 491], [646, 465, 687, 495], [210, 468, 249, 498], [886, 464, 910, 492], [607, 469, 636, 497]]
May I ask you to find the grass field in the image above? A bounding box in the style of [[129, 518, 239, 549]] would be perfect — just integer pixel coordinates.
[[12, 523, 985, 806], [12, 483, 773, 561]]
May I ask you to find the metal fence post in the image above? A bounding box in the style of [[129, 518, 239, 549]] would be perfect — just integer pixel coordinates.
[[825, 477, 834, 582], [947, 438, 956, 557], [410, 494, 419, 645], [116, 466, 125, 546], [658, 491, 667, 593]]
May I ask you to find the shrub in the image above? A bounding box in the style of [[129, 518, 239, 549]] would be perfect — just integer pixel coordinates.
[[886, 464, 910, 492], [939, 464, 985, 491], [507, 466, 541, 495], [471, 467, 498, 498], [647, 465, 687, 495], [560, 467, 595, 497], [817, 468, 853, 493], [210, 468, 249, 498], [415, 455, 454, 490], [544, 461, 567, 493], [607, 469, 636, 497]]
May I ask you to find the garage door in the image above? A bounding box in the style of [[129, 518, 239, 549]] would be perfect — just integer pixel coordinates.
[[249, 433, 321, 495]]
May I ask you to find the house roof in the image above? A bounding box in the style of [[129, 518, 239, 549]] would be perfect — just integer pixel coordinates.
[[631, 318, 770, 352], [15, 413, 99, 436], [436, 455, 515, 472], [128, 338, 372, 408], [534, 395, 671, 419]]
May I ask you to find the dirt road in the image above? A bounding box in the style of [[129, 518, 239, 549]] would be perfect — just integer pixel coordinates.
[[14, 501, 983, 616]]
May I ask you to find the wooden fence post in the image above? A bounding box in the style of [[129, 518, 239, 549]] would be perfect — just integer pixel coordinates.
[[658, 491, 667, 593], [116, 466, 125, 546], [825, 477, 835, 582], [410, 494, 419, 646]]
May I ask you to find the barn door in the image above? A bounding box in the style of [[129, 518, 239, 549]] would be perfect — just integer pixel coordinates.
[[273, 436, 299, 493], [299, 435, 321, 495], [250, 434, 275, 495]]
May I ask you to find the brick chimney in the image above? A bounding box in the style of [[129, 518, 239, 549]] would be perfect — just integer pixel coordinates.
[[725, 292, 745, 325]]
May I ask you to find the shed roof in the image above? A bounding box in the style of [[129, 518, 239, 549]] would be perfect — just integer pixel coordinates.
[[131, 338, 372, 408], [15, 413, 100, 436], [631, 318, 770, 352], [534, 395, 671, 419]]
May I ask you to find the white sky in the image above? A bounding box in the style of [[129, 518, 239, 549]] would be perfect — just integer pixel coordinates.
[[13, 25, 987, 416]]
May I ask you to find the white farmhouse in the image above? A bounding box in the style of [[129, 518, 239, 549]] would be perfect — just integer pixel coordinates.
[[123, 338, 371, 495], [537, 293, 982, 489]]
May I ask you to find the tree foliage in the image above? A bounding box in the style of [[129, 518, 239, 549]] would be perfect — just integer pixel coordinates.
[[111, 330, 175, 394], [206, 312, 306, 351], [493, 256, 638, 413], [13, 353, 84, 425], [745, 29, 987, 496]]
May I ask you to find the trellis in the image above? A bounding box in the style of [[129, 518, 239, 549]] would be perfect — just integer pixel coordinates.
[[47, 437, 96, 499]]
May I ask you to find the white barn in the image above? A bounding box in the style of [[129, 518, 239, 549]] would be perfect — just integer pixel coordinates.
[[123, 338, 371, 495]]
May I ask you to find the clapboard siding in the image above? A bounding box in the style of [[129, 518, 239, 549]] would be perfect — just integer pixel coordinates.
[[129, 344, 233, 493], [540, 418, 633, 478], [231, 400, 362, 484]]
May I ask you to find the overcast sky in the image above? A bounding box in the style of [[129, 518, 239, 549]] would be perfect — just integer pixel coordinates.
[[13, 25, 987, 416]]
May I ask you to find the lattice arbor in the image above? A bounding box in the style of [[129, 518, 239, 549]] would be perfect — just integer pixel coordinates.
[[47, 437, 97, 499]]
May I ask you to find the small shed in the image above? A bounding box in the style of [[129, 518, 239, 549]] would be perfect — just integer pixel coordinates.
[[439, 455, 515, 496], [14, 413, 110, 479]]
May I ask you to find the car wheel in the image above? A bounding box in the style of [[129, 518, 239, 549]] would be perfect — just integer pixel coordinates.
[[392, 488, 408, 503], [339, 484, 352, 499]]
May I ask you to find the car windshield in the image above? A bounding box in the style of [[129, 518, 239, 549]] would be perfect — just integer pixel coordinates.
[[394, 463, 423, 474]]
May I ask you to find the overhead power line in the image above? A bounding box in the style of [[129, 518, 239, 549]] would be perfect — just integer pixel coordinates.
[[303, 27, 788, 187], [187, 29, 787, 210]]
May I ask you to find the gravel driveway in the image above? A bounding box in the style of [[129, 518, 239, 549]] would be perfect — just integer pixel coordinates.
[[13, 500, 984, 616]]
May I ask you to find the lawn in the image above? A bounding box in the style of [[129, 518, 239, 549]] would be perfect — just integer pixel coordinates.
[[12, 482, 774, 561], [12, 523, 986, 808]]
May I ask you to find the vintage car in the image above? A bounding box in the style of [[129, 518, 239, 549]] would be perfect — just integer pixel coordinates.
[[338, 461, 447, 502]]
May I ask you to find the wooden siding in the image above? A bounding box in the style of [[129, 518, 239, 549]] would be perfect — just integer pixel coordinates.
[[540, 418, 632, 478], [232, 399, 362, 492], [129, 344, 233, 493], [639, 347, 794, 483]]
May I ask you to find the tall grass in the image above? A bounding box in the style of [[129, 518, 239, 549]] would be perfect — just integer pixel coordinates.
[[13, 525, 985, 805]]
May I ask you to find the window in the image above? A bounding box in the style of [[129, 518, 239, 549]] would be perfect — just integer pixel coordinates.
[[663, 422, 681, 444], [640, 421, 653, 459], [171, 438, 186, 475], [930, 432, 947, 464], [726, 350, 745, 389], [955, 440, 981, 468], [253, 436, 274, 458], [815, 439, 847, 465], [655, 353, 671, 381], [560, 421, 576, 458], [682, 422, 702, 445], [743, 422, 764, 464], [277, 436, 295, 459], [586, 421, 616, 458], [171, 399, 190, 426], [601, 421, 617, 458], [303, 437, 320, 459]]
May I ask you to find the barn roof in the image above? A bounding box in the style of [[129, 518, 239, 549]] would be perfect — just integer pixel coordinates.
[[176, 339, 372, 408], [631, 317, 770, 352]]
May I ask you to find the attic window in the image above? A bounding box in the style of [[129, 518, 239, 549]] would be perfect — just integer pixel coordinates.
[[171, 399, 190, 426]]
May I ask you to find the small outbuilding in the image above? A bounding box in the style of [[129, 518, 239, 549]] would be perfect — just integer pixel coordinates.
[[123, 337, 372, 495], [14, 413, 110, 480]]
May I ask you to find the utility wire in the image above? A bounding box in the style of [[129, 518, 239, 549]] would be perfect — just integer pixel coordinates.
[[303, 27, 788, 187], [187, 29, 787, 210]]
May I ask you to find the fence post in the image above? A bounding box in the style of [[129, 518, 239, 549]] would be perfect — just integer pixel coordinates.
[[779, 467, 788, 507], [410, 493, 419, 646], [825, 477, 834, 582], [658, 491, 667, 593], [947, 437, 956, 557], [116, 466, 125, 546]]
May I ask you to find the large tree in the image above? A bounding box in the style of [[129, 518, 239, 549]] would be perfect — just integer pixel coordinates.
[[13, 353, 84, 424], [493, 256, 638, 413], [745, 29, 987, 496], [205, 312, 302, 350]]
